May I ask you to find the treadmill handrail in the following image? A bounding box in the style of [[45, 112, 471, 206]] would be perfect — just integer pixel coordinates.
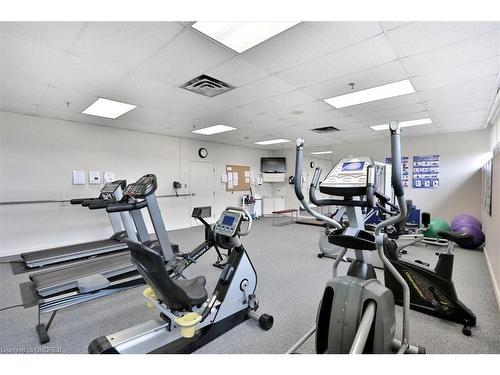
[[106, 200, 148, 213]]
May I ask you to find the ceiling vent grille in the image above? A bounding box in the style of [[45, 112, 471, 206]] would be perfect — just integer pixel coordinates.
[[311, 126, 341, 133], [180, 75, 235, 97]]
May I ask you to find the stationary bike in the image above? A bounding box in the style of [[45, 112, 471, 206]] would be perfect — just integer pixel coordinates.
[[288, 121, 424, 354], [382, 206, 477, 336], [89, 206, 273, 354]]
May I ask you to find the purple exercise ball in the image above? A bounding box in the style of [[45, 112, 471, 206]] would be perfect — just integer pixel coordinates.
[[451, 214, 482, 231], [454, 224, 485, 249]]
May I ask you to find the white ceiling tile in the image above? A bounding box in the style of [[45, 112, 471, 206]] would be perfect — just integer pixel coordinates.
[[0, 33, 66, 85], [34, 106, 77, 121], [412, 56, 499, 91], [418, 74, 498, 103], [271, 100, 334, 120], [204, 56, 270, 87], [132, 28, 235, 86], [289, 109, 356, 129], [336, 92, 422, 116], [0, 101, 38, 116], [72, 22, 184, 71], [432, 111, 486, 123], [97, 74, 176, 109], [0, 77, 47, 106], [302, 60, 408, 99], [241, 90, 316, 116], [50, 53, 128, 94], [428, 103, 490, 116], [243, 22, 382, 73], [157, 87, 228, 118], [209, 75, 296, 107], [356, 103, 428, 122], [277, 35, 398, 88], [400, 29, 500, 76], [386, 22, 499, 58], [0, 21, 85, 52], [379, 22, 414, 31], [37, 86, 98, 112]]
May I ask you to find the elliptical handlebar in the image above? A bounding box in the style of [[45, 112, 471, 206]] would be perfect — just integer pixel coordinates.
[[374, 122, 407, 236], [294, 138, 342, 230], [227, 206, 252, 236]]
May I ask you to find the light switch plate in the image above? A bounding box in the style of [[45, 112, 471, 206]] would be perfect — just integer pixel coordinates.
[[89, 171, 101, 184]]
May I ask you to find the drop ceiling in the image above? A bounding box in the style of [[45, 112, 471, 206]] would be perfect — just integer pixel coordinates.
[[0, 21, 499, 150]]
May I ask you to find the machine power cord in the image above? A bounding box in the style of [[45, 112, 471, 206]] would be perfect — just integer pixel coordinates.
[[0, 304, 23, 312]]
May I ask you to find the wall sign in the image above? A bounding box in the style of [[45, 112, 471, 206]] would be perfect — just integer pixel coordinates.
[[413, 155, 440, 189], [385, 156, 410, 188]]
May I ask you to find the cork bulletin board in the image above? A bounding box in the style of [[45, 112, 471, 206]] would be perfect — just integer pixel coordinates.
[[225, 165, 251, 192]]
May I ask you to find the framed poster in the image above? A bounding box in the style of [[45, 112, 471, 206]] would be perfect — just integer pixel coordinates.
[[413, 155, 440, 189]]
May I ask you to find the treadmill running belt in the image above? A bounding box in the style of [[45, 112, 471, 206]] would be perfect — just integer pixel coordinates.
[[30, 252, 135, 297], [21, 238, 127, 268]]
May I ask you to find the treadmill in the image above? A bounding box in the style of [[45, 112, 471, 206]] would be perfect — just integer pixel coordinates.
[[21, 180, 131, 268], [22, 174, 180, 344], [28, 174, 177, 297]]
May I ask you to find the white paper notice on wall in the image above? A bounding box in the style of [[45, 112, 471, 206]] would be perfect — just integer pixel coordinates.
[[89, 171, 102, 184], [72, 170, 86, 185], [104, 171, 115, 183], [221, 174, 228, 183]]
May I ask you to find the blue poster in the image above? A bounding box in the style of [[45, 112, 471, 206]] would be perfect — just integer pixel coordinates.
[[385, 156, 410, 188], [413, 155, 440, 189]]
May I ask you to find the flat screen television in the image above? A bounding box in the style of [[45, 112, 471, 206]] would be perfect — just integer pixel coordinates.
[[261, 157, 286, 173]]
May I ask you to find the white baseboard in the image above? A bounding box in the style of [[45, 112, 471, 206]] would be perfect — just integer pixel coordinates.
[[484, 247, 500, 313]]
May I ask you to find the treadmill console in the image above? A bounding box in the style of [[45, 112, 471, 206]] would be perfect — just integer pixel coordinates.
[[99, 180, 127, 200], [123, 174, 158, 198], [214, 210, 243, 237], [319, 156, 376, 197]]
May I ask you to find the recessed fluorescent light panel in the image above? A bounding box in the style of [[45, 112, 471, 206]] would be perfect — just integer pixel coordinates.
[[370, 118, 433, 131], [192, 124, 237, 135], [324, 79, 415, 108], [254, 139, 291, 146], [311, 151, 333, 155], [192, 22, 300, 53], [82, 98, 137, 119]]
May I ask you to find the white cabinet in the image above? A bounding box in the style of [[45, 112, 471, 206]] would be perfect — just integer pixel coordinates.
[[263, 198, 286, 215], [262, 173, 285, 183]]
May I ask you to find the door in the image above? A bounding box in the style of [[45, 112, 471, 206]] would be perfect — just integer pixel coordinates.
[[189, 161, 216, 226]]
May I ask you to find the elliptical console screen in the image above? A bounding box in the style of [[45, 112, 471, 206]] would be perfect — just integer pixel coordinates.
[[341, 161, 365, 171], [222, 215, 236, 227]]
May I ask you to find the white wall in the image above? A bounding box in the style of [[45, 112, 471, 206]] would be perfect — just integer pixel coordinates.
[[328, 130, 489, 220], [269, 148, 334, 209], [0, 111, 271, 256], [482, 115, 500, 309], [271, 130, 489, 220]]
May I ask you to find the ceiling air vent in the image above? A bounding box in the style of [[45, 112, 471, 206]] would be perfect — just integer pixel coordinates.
[[311, 126, 340, 133], [180, 75, 235, 97]]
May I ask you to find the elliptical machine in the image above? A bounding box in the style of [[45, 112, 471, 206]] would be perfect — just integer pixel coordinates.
[[89, 206, 273, 354], [382, 207, 477, 336], [288, 121, 424, 354]]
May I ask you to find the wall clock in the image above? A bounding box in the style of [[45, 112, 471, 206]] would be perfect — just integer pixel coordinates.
[[198, 148, 208, 158]]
